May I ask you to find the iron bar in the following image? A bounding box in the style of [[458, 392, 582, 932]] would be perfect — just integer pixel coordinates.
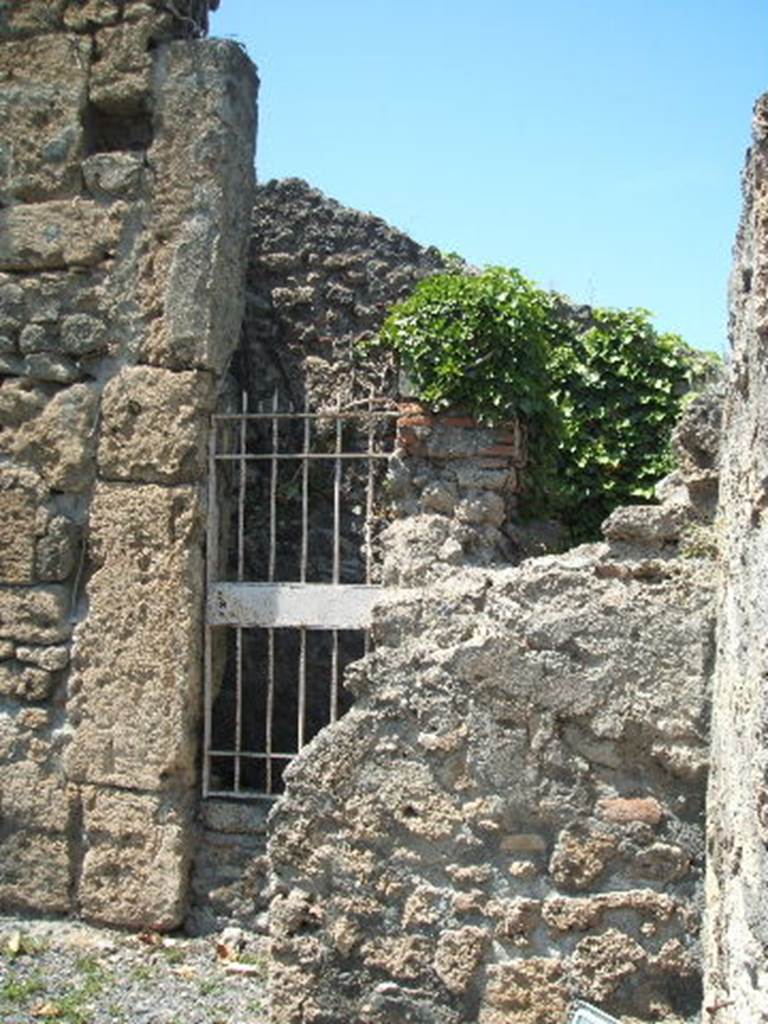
[[365, 388, 375, 585], [212, 410, 399, 422], [333, 410, 342, 584], [301, 414, 310, 583], [331, 629, 339, 724], [266, 626, 275, 795], [213, 451, 391, 463], [298, 626, 307, 749]]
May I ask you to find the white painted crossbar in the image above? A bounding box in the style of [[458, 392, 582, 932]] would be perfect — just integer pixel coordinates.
[[208, 582, 387, 630]]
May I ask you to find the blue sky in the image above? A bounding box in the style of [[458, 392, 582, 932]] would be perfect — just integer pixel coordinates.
[[210, 1, 767, 354]]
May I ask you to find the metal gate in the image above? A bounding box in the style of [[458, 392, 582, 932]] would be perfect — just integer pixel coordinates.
[[203, 392, 399, 798]]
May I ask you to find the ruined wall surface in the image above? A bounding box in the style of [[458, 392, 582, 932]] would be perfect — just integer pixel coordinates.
[[0, 0, 257, 929], [241, 177, 445, 410], [704, 94, 768, 1021], [269, 406, 719, 1023]]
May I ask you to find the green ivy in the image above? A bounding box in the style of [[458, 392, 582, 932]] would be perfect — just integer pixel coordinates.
[[370, 266, 720, 541]]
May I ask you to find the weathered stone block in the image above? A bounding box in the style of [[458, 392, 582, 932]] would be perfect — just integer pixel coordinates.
[[0, 200, 121, 272], [0, 474, 38, 583], [0, 831, 70, 915], [0, 661, 54, 701], [140, 40, 257, 372], [10, 384, 99, 492], [1, 759, 72, 832], [35, 515, 79, 582], [16, 644, 70, 672], [63, 0, 122, 32], [0, 35, 88, 201], [19, 323, 57, 353], [23, 353, 82, 384], [0, 379, 49, 431], [66, 482, 203, 791], [98, 365, 215, 484], [0, 585, 70, 643], [59, 314, 108, 356], [82, 153, 143, 199], [79, 787, 191, 930], [90, 20, 155, 113]]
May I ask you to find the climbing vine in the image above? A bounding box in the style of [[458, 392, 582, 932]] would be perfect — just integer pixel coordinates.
[[371, 266, 720, 539]]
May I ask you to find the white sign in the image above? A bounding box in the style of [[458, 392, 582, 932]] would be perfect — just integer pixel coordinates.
[[567, 1002, 620, 1024]]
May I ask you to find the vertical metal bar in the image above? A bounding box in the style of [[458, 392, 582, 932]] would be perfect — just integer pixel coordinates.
[[237, 391, 247, 582], [266, 627, 275, 795], [365, 389, 375, 586], [202, 419, 219, 798], [266, 388, 279, 794], [234, 626, 243, 793], [333, 408, 342, 584], [301, 413, 310, 584], [298, 627, 307, 749], [234, 391, 247, 794], [269, 388, 278, 583], [331, 628, 339, 724]]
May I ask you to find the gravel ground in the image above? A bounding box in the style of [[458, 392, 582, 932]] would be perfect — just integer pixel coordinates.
[[0, 915, 268, 1024]]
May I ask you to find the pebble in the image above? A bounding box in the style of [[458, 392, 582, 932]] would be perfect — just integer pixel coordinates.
[[0, 914, 268, 1023]]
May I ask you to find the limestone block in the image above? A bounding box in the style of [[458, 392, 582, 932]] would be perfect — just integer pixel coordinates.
[[19, 323, 58, 353], [0, 200, 121, 272], [35, 515, 80, 582], [63, 0, 122, 31], [90, 20, 156, 114], [0, 661, 54, 701], [23, 353, 82, 384], [0, 276, 24, 318], [79, 787, 191, 930], [0, 832, 70, 915], [10, 384, 99, 492], [0, 35, 89, 201], [0, 471, 39, 584], [82, 153, 144, 199], [59, 314, 108, 356], [16, 644, 70, 672], [481, 958, 568, 1024], [0, 379, 48, 431], [0, 585, 70, 643], [66, 482, 204, 791], [98, 365, 215, 484], [433, 926, 487, 994], [602, 502, 692, 546], [1, 758, 72, 832], [140, 40, 257, 372]]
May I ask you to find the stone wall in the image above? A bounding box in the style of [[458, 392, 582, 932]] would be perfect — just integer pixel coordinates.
[[704, 94, 768, 1021], [241, 177, 445, 411], [0, 0, 257, 929], [269, 397, 720, 1022]]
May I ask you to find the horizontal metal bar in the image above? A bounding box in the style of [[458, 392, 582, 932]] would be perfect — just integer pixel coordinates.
[[208, 750, 296, 760], [205, 789, 279, 801], [207, 582, 391, 629], [213, 452, 392, 462], [213, 410, 400, 422]]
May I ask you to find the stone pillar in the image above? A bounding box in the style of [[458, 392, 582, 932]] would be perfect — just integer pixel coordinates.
[[704, 94, 768, 1020], [0, 0, 257, 929]]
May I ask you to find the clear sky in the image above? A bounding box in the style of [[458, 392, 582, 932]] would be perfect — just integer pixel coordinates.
[[210, 1, 767, 355]]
